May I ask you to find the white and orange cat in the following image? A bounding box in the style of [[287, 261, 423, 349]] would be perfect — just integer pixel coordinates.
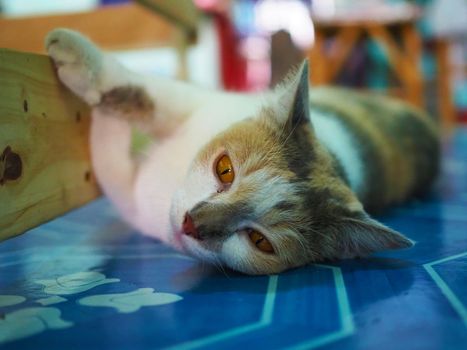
[[45, 29, 439, 275]]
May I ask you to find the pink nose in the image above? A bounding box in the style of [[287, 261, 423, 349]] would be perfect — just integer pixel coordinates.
[[182, 213, 201, 240]]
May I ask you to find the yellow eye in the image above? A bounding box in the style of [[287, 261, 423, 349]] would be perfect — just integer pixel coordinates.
[[216, 154, 235, 184], [248, 229, 275, 254]]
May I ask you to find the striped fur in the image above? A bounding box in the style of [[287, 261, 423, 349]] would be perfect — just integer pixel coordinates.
[[309, 87, 440, 212]]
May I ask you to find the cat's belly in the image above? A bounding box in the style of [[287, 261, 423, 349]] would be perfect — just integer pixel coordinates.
[[133, 126, 204, 245]]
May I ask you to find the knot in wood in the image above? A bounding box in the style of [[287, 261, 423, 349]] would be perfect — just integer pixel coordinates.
[[0, 146, 22, 185]]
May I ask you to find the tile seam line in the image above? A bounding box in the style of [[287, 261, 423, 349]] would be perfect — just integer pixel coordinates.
[[423, 262, 467, 328]]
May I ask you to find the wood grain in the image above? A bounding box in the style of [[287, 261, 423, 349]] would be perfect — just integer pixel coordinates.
[[0, 3, 189, 53], [0, 49, 100, 241], [366, 25, 423, 107], [434, 39, 456, 128], [136, 0, 199, 40]]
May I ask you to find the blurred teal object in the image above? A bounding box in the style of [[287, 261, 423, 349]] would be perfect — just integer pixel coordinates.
[[455, 81, 467, 109]]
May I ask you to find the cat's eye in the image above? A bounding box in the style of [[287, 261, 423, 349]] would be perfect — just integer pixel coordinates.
[[247, 229, 275, 254], [216, 154, 235, 184]]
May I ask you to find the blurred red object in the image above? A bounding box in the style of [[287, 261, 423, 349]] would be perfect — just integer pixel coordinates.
[[215, 13, 248, 91], [459, 110, 467, 124], [195, 0, 248, 91]]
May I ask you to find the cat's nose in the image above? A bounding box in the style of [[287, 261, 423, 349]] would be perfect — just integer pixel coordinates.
[[182, 213, 201, 240]]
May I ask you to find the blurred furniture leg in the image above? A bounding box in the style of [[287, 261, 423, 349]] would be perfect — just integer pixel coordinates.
[[307, 5, 444, 118], [308, 28, 328, 85], [434, 39, 456, 127], [401, 22, 424, 107]]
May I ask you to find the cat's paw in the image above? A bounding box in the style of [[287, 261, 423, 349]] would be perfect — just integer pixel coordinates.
[[46, 29, 103, 105]]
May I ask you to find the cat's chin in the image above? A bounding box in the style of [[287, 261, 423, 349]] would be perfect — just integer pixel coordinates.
[[171, 230, 187, 252], [177, 235, 219, 264]]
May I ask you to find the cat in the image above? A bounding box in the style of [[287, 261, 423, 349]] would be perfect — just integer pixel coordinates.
[[45, 29, 440, 275]]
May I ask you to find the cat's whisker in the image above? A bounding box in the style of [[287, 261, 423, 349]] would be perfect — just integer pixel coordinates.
[[212, 256, 230, 277]]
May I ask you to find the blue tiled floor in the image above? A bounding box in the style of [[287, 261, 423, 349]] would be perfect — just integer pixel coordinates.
[[1, 128, 466, 350]]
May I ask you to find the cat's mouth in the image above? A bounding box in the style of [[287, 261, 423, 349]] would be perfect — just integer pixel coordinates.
[[173, 229, 186, 251], [172, 216, 221, 263], [176, 231, 219, 263]]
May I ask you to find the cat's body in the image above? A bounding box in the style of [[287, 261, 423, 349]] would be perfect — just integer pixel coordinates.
[[46, 29, 439, 274]]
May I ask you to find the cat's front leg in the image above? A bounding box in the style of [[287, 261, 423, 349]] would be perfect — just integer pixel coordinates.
[[46, 29, 146, 224], [45, 29, 154, 125], [46, 28, 209, 136], [46, 29, 111, 105]]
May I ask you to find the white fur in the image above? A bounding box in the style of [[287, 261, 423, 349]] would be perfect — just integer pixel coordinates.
[[311, 109, 364, 195], [221, 234, 254, 271], [133, 96, 264, 247], [45, 29, 384, 274]]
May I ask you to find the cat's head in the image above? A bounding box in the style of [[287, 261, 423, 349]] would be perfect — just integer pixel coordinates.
[[170, 62, 413, 275]]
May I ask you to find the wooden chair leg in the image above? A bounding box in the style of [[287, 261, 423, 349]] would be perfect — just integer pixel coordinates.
[[326, 27, 361, 82], [435, 39, 456, 127], [308, 31, 327, 85], [401, 23, 424, 107], [367, 25, 423, 107], [308, 27, 361, 85]]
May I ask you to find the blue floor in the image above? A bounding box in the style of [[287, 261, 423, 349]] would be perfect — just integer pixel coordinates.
[[1, 128, 466, 350]]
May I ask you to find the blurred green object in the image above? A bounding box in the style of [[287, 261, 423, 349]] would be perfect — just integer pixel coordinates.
[[131, 129, 152, 154]]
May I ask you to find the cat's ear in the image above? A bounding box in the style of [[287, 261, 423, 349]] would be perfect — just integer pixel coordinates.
[[277, 60, 311, 131], [330, 214, 414, 259]]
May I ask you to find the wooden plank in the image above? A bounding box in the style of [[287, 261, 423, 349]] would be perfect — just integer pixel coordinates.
[[366, 25, 423, 107], [0, 3, 187, 53], [434, 39, 456, 128], [0, 49, 100, 241], [401, 23, 424, 107], [326, 27, 361, 81], [308, 31, 328, 85], [311, 4, 422, 28], [136, 0, 199, 40], [366, 25, 409, 83]]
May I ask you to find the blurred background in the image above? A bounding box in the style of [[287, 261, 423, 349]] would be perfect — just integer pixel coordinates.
[[0, 0, 465, 126]]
